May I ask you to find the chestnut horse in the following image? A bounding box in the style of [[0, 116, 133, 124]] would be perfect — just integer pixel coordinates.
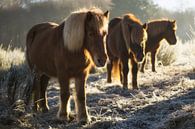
[[106, 14, 147, 89], [140, 20, 177, 72], [26, 8, 109, 123]]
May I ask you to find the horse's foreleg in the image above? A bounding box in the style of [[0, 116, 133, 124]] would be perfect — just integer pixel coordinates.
[[151, 51, 157, 72], [121, 58, 129, 89], [119, 61, 123, 83], [131, 58, 138, 89], [57, 76, 71, 121], [107, 59, 113, 83], [39, 75, 50, 112], [75, 74, 89, 124]]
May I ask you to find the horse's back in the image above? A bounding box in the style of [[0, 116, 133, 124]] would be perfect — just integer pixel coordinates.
[[26, 22, 59, 48], [108, 17, 122, 32]]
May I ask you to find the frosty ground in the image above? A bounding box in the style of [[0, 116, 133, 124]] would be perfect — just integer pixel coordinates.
[[0, 62, 194, 129], [0, 40, 195, 129]]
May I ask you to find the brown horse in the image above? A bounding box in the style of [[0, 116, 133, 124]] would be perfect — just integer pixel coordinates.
[[106, 14, 147, 89], [26, 8, 109, 123], [140, 20, 177, 72]]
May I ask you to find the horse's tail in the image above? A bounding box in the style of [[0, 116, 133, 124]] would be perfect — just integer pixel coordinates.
[[25, 28, 36, 69], [112, 59, 120, 80]]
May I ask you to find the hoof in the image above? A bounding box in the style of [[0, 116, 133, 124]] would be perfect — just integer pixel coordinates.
[[132, 86, 139, 90], [132, 84, 138, 90], [32, 105, 38, 112], [123, 85, 128, 90], [39, 106, 49, 113], [107, 79, 112, 83], [140, 69, 145, 73], [78, 116, 91, 125], [57, 112, 74, 122]]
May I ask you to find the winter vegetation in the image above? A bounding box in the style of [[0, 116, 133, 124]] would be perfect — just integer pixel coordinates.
[[0, 0, 195, 129]]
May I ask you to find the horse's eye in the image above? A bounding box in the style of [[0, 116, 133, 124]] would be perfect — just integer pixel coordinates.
[[88, 31, 94, 37], [103, 31, 107, 36]]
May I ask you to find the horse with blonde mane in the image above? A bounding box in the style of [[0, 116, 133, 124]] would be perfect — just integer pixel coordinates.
[[140, 19, 177, 72], [26, 8, 109, 123], [106, 14, 147, 89]]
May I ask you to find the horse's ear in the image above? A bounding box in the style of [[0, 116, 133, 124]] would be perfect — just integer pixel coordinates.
[[86, 11, 93, 21], [172, 20, 176, 24], [143, 23, 148, 30], [104, 11, 110, 19]]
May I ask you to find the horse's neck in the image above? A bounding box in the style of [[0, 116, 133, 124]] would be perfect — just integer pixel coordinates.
[[149, 22, 168, 43], [149, 29, 166, 43]]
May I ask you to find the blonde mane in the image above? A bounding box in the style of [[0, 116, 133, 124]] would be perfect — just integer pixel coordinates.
[[63, 7, 104, 51]]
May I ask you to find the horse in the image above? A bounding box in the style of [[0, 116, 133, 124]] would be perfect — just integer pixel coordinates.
[[106, 14, 147, 89], [26, 8, 109, 123], [140, 19, 177, 72]]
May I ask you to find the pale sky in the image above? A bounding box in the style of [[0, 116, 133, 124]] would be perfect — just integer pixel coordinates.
[[153, 0, 195, 11]]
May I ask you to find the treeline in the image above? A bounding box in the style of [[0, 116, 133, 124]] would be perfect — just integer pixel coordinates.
[[0, 0, 194, 48]]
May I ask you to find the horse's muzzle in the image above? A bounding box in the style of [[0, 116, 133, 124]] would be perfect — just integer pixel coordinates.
[[136, 53, 145, 62], [171, 40, 177, 45], [94, 56, 107, 67]]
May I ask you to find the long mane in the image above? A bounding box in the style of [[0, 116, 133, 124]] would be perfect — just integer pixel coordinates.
[[121, 13, 142, 51], [63, 7, 104, 51]]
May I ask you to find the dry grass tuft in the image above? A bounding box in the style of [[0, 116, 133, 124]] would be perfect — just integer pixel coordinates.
[[157, 40, 177, 66], [0, 46, 24, 70], [0, 46, 33, 105]]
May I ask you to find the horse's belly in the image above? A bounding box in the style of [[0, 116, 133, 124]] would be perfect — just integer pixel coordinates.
[[29, 49, 57, 77], [32, 59, 57, 77]]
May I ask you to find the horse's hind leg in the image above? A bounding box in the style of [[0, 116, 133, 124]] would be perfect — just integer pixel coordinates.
[[32, 75, 41, 112], [75, 74, 89, 124], [39, 75, 50, 112], [121, 58, 129, 89], [119, 61, 123, 84], [130, 57, 138, 89], [107, 59, 113, 83], [151, 51, 157, 72]]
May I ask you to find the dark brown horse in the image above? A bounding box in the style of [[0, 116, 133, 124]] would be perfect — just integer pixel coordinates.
[[26, 8, 109, 123], [106, 14, 147, 89], [140, 20, 177, 72]]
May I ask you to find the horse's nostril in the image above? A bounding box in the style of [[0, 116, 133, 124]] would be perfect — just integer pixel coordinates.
[[137, 54, 144, 62], [97, 59, 102, 64], [95, 57, 106, 67]]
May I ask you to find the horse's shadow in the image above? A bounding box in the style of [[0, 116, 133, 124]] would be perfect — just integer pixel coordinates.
[[86, 88, 195, 129], [84, 70, 195, 128], [32, 70, 195, 129], [98, 70, 195, 97]]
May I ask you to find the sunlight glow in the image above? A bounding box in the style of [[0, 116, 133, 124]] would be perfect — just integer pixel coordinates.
[[153, 0, 195, 11]]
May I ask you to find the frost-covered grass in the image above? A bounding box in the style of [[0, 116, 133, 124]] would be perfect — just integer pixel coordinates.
[[0, 46, 32, 117], [0, 39, 194, 129], [173, 38, 195, 66], [157, 40, 177, 66], [0, 46, 24, 70], [156, 38, 195, 67]]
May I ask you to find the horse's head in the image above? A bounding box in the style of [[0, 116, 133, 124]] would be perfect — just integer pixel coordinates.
[[84, 10, 109, 67], [165, 20, 177, 45], [122, 14, 147, 63], [129, 23, 147, 62]]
